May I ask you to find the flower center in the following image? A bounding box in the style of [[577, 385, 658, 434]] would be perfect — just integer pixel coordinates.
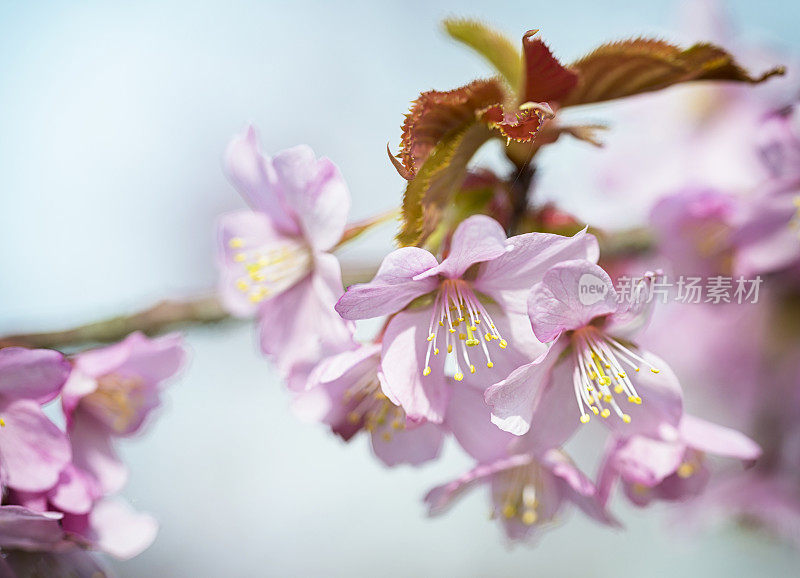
[[83, 373, 146, 433], [344, 373, 406, 442], [422, 279, 507, 381], [228, 236, 312, 304], [494, 463, 542, 527], [571, 326, 659, 425]]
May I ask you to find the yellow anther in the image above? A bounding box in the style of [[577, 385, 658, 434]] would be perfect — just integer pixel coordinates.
[[650, 368, 660, 374], [502, 504, 516, 519], [382, 432, 392, 442], [470, 364, 476, 374], [0, 418, 5, 427], [603, 394, 612, 403], [633, 396, 642, 405], [447, 345, 453, 353], [228, 237, 244, 248], [427, 334, 434, 342], [521, 510, 538, 525], [470, 325, 477, 331], [423, 366, 432, 376], [579, 415, 590, 424], [250, 272, 265, 282], [392, 420, 404, 430], [248, 291, 265, 303], [485, 334, 492, 341], [618, 372, 627, 379], [677, 463, 695, 478], [347, 412, 360, 424], [449, 328, 456, 334], [622, 414, 632, 423], [439, 321, 444, 326], [236, 279, 249, 292], [454, 372, 464, 382], [590, 406, 599, 415], [487, 361, 494, 368], [600, 409, 611, 418], [233, 253, 246, 262], [459, 333, 466, 340], [499, 339, 508, 349], [635, 367, 641, 372], [433, 348, 439, 355], [614, 385, 624, 394]]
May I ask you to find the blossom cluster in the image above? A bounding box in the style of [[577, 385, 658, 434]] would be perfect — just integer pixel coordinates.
[[214, 126, 764, 542], [0, 333, 185, 575]]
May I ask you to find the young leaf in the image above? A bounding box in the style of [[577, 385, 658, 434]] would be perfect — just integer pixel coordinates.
[[479, 101, 554, 143], [397, 123, 493, 246], [522, 30, 579, 104], [561, 38, 785, 107], [443, 18, 523, 93], [399, 79, 505, 176]]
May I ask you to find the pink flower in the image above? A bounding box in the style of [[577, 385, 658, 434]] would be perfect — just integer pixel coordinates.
[[0, 348, 71, 493], [61, 332, 185, 494], [335, 215, 598, 423], [425, 449, 615, 542], [650, 188, 738, 277], [597, 414, 761, 507], [218, 127, 355, 384], [486, 260, 683, 438], [732, 176, 800, 277], [292, 343, 445, 467], [292, 341, 515, 466]]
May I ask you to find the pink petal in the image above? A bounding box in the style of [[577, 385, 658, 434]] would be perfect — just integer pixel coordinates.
[[0, 400, 71, 493], [73, 338, 133, 379], [47, 464, 98, 516], [613, 435, 685, 486], [69, 417, 128, 495], [259, 253, 355, 390], [60, 370, 98, 426], [445, 386, 513, 462], [272, 147, 350, 251], [527, 260, 619, 343], [89, 498, 158, 560], [414, 215, 508, 281], [475, 227, 599, 294], [223, 125, 299, 235], [114, 332, 185, 385], [608, 352, 684, 439], [425, 454, 531, 515], [485, 345, 561, 436], [335, 247, 440, 320], [317, 343, 381, 384], [380, 309, 451, 424], [519, 345, 581, 450], [680, 414, 761, 460], [0, 348, 70, 404], [371, 421, 445, 467], [0, 505, 64, 551]]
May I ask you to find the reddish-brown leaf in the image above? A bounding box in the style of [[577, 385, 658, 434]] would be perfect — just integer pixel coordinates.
[[561, 38, 785, 107], [522, 30, 579, 104], [399, 79, 506, 177]]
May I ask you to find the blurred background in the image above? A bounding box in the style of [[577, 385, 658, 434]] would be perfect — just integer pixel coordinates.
[[2, 0, 799, 575]]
